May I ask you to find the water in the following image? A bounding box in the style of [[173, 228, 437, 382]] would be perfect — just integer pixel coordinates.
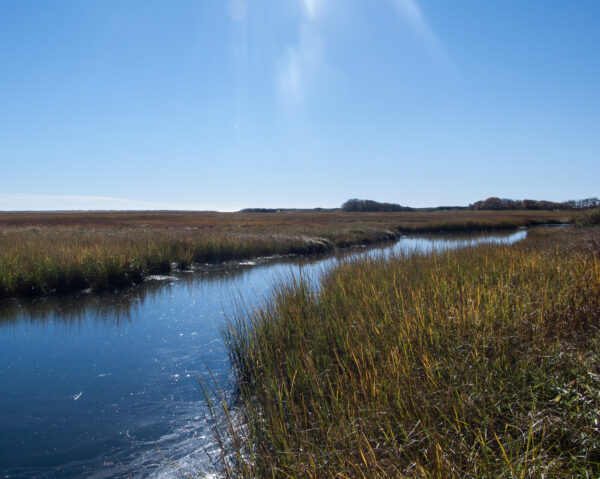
[[0, 231, 526, 478]]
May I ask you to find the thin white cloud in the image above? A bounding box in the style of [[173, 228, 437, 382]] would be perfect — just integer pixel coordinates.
[[302, 0, 325, 20], [393, 0, 424, 25], [0, 194, 229, 212], [279, 49, 302, 104], [227, 0, 248, 22], [278, 25, 323, 105], [278, 0, 327, 106], [391, 0, 452, 67]]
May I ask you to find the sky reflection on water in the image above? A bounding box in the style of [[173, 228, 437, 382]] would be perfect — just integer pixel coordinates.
[[0, 231, 526, 478]]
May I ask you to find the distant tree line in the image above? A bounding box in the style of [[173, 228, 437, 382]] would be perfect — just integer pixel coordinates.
[[239, 208, 280, 213], [341, 199, 413, 212], [469, 197, 600, 211], [239, 207, 333, 213], [241, 197, 600, 214], [564, 198, 600, 209]]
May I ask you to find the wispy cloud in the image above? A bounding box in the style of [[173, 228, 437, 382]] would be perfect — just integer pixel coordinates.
[[301, 0, 325, 21], [278, 0, 328, 106], [227, 0, 248, 22], [278, 25, 323, 105], [390, 0, 452, 67], [0, 194, 229, 212]]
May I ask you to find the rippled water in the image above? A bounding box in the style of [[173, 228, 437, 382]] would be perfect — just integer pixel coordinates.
[[0, 231, 526, 478]]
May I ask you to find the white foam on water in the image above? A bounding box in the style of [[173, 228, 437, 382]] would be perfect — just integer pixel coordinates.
[[145, 275, 179, 282]]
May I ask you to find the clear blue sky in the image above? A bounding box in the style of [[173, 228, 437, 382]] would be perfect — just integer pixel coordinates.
[[1, 0, 599, 210]]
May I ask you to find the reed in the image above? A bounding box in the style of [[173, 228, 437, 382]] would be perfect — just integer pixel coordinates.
[[575, 208, 600, 227], [0, 210, 578, 298], [0, 228, 309, 298], [224, 226, 600, 477]]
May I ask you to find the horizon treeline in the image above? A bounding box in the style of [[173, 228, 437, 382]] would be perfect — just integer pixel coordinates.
[[341, 199, 414, 212], [469, 196, 600, 210], [340, 197, 600, 212]]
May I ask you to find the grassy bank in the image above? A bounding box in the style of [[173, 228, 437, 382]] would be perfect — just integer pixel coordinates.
[[575, 208, 600, 227], [0, 210, 577, 299], [224, 226, 600, 477]]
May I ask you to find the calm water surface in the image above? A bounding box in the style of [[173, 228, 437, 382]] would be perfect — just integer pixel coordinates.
[[0, 231, 526, 478]]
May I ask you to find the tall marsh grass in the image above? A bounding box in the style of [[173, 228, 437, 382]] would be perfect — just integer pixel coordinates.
[[575, 208, 600, 227], [0, 228, 315, 298], [0, 210, 577, 298], [224, 227, 600, 477]]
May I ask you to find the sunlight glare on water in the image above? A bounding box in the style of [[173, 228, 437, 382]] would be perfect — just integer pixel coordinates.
[[0, 231, 526, 478]]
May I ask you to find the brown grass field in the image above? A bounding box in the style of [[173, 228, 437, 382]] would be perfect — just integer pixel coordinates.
[[0, 209, 581, 299], [0, 209, 578, 230]]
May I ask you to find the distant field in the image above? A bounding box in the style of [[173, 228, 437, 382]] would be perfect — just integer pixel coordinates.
[[0, 209, 579, 230], [0, 209, 581, 299]]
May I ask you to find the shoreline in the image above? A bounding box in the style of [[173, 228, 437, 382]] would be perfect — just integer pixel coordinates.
[[0, 211, 577, 300]]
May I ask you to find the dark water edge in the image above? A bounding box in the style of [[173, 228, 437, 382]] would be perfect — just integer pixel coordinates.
[[0, 231, 527, 479]]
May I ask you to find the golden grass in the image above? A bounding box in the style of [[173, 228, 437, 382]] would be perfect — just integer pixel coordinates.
[[0, 210, 579, 298], [223, 226, 600, 478], [0, 209, 577, 230]]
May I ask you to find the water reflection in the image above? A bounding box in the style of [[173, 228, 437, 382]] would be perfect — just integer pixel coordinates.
[[0, 263, 283, 328], [0, 230, 527, 479], [0, 230, 526, 328]]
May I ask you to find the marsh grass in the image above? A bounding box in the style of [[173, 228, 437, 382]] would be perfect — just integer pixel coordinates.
[[0, 228, 311, 298], [223, 227, 600, 477], [575, 208, 600, 227], [0, 210, 577, 298]]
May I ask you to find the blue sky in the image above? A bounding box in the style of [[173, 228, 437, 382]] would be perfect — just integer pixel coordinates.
[[1, 0, 599, 210]]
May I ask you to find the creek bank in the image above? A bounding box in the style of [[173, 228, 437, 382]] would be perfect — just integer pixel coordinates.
[[1, 221, 556, 300]]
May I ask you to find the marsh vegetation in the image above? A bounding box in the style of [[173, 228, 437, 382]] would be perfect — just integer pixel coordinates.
[[0, 210, 577, 299], [223, 226, 600, 477]]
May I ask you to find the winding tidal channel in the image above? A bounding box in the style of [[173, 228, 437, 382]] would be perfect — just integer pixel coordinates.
[[0, 231, 527, 478]]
